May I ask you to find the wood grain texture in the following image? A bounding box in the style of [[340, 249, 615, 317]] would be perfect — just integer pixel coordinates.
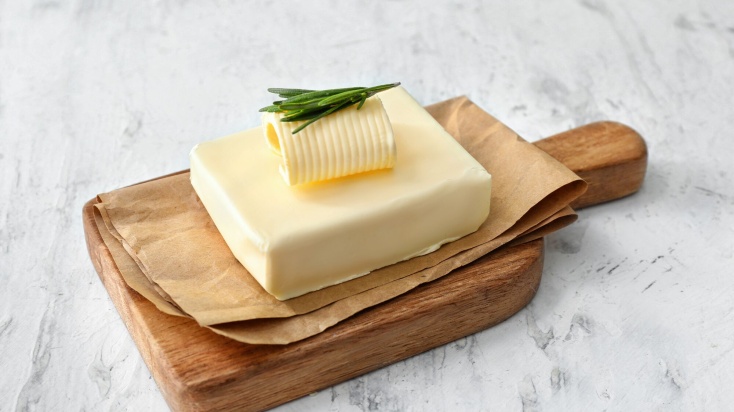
[[534, 121, 647, 209], [82, 122, 647, 411]]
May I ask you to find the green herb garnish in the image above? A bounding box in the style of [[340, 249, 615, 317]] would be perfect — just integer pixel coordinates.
[[259, 82, 400, 134]]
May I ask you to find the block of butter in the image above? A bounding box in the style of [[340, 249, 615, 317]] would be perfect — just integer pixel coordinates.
[[190, 87, 492, 300]]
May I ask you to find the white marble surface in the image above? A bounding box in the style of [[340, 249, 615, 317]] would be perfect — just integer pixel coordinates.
[[2, 0, 733, 410]]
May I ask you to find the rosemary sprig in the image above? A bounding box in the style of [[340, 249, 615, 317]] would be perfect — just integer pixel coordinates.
[[259, 82, 400, 134]]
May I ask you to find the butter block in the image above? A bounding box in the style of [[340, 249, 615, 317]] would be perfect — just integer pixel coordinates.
[[190, 87, 492, 300]]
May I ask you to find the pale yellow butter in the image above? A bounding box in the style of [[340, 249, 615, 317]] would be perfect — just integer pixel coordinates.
[[262, 95, 396, 186], [190, 87, 492, 300]]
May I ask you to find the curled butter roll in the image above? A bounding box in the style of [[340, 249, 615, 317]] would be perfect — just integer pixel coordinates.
[[262, 96, 396, 186]]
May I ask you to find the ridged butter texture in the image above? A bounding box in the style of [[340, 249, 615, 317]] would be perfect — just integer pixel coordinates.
[[262, 96, 396, 186], [190, 86, 492, 300]]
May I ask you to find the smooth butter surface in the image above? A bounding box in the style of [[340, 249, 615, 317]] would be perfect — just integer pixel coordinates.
[[190, 87, 492, 300]]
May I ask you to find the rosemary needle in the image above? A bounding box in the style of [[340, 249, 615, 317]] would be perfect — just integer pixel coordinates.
[[259, 82, 400, 134]]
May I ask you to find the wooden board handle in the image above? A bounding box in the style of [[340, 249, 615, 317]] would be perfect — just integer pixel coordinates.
[[533, 121, 648, 209]]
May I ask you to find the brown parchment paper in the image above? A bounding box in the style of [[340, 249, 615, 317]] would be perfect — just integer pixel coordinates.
[[93, 207, 185, 317], [95, 198, 576, 344], [95, 96, 587, 340]]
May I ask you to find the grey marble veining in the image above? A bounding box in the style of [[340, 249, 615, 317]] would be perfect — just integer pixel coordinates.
[[1, 0, 733, 410]]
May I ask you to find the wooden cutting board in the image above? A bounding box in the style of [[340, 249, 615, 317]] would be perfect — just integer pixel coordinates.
[[83, 121, 646, 411]]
